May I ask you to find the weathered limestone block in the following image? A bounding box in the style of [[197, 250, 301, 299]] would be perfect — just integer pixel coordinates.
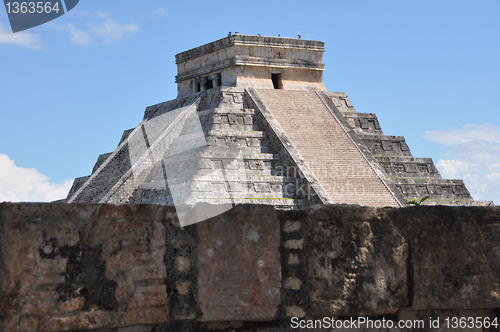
[[305, 205, 408, 317], [1, 203, 500, 331], [0, 203, 168, 332], [197, 204, 281, 321], [404, 206, 500, 310]]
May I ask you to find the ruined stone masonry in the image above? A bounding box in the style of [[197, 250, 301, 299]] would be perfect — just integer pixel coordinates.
[[1, 203, 500, 331], [66, 34, 493, 209], [10, 35, 492, 332]]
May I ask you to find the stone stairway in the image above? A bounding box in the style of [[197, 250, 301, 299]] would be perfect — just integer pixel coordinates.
[[68, 88, 307, 209], [254, 89, 402, 207], [332, 94, 491, 205], [67, 87, 493, 208]]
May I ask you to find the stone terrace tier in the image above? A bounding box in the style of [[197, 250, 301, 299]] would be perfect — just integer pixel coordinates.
[[66, 35, 493, 207], [67, 86, 493, 207]]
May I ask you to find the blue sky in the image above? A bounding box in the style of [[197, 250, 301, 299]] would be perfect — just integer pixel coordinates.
[[1, 0, 499, 204]]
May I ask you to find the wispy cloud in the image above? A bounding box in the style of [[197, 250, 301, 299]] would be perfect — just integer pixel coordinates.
[[54, 12, 139, 45], [2, 12, 139, 48], [425, 123, 500, 146], [0, 20, 44, 49], [0, 154, 72, 202], [89, 13, 139, 44], [66, 22, 93, 45], [66, 9, 93, 17], [154, 7, 169, 17], [424, 123, 500, 204]]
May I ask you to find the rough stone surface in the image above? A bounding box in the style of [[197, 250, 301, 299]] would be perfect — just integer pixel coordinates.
[[175, 34, 326, 97], [68, 88, 307, 212], [1, 203, 500, 331], [66, 34, 490, 209], [197, 204, 281, 321], [402, 206, 500, 310], [253, 89, 403, 207], [306, 205, 408, 317], [0, 203, 168, 332]]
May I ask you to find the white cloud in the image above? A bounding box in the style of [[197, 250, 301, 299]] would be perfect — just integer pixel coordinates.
[[66, 23, 93, 45], [89, 13, 139, 44], [52, 12, 139, 45], [0, 154, 73, 202], [154, 7, 169, 17], [1, 12, 139, 48], [424, 123, 500, 204], [425, 122, 500, 145], [0, 20, 44, 49], [67, 9, 93, 17]]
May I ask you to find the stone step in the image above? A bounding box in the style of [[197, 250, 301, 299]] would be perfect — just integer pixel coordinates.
[[118, 128, 134, 146], [167, 190, 301, 200], [66, 176, 90, 199], [375, 156, 442, 179], [255, 89, 401, 207], [136, 185, 305, 202], [163, 174, 298, 186], [198, 107, 256, 116], [137, 194, 307, 207], [165, 130, 272, 152], [325, 91, 356, 113], [91, 153, 113, 174], [341, 112, 383, 135], [168, 130, 266, 145], [198, 108, 259, 131], [202, 123, 259, 133], [422, 199, 492, 206], [360, 134, 413, 157], [205, 130, 265, 138], [160, 150, 280, 163], [394, 178, 472, 200]]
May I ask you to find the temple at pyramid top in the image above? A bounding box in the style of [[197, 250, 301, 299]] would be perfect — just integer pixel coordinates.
[[175, 34, 327, 97], [65, 34, 492, 225]]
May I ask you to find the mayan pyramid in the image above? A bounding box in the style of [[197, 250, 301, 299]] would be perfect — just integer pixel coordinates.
[[66, 34, 492, 224]]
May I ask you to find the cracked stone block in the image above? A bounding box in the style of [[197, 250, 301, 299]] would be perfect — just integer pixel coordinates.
[[197, 205, 281, 321], [283, 220, 301, 233], [246, 138, 261, 147], [243, 114, 253, 125], [283, 277, 302, 290], [0, 203, 168, 332], [381, 141, 393, 151], [175, 257, 191, 273], [288, 253, 300, 265], [284, 239, 303, 249], [406, 206, 500, 310], [306, 205, 408, 317], [254, 183, 271, 192], [248, 160, 265, 170]]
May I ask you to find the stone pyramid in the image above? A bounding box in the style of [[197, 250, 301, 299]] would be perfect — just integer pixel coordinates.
[[66, 34, 492, 223]]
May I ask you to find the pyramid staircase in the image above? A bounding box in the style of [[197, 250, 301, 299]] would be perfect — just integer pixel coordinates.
[[67, 88, 309, 209], [248, 89, 403, 207], [327, 92, 492, 206], [67, 87, 492, 208]]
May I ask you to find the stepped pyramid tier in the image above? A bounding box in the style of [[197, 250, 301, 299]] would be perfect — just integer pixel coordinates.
[[66, 34, 493, 218]]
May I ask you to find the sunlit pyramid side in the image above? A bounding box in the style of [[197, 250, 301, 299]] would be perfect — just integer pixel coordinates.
[[66, 34, 493, 220]]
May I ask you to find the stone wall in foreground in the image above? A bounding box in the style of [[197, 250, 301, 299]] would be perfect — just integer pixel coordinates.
[[0, 203, 499, 332]]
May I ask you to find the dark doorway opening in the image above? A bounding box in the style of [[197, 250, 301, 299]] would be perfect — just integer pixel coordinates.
[[206, 79, 214, 90], [271, 73, 282, 89]]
